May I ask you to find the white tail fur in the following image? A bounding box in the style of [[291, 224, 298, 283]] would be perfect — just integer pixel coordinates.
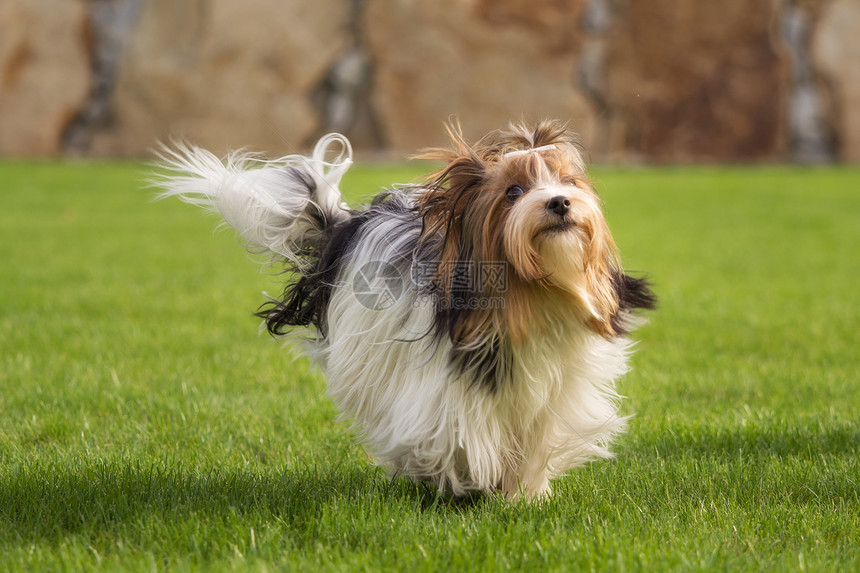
[[153, 134, 354, 265]]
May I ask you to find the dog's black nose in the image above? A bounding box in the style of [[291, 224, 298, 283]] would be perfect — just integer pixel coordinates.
[[546, 196, 571, 216]]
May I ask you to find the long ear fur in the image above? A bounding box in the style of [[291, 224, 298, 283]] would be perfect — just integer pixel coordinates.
[[583, 231, 623, 337], [415, 122, 488, 294], [585, 226, 657, 338], [415, 123, 504, 355]]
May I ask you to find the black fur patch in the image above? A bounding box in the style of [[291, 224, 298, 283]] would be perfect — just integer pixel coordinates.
[[256, 191, 417, 337], [415, 251, 511, 392], [284, 166, 327, 228], [610, 271, 657, 335], [450, 338, 509, 393]]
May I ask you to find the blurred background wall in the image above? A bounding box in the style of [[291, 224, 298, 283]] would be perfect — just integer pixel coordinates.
[[1, 0, 857, 162]]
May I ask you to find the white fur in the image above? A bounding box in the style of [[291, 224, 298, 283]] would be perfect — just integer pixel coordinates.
[[154, 134, 353, 266]]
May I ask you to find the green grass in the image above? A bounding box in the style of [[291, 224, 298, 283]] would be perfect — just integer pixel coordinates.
[[1, 161, 858, 571]]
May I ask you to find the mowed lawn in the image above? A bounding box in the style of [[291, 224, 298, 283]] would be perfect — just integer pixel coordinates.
[[0, 160, 858, 571]]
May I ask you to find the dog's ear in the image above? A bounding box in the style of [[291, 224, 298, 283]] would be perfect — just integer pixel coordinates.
[[415, 123, 498, 351], [581, 238, 657, 338], [608, 271, 657, 336], [584, 260, 620, 338], [415, 122, 488, 277], [580, 223, 624, 338]]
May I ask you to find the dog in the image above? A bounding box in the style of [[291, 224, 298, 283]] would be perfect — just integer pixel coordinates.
[[155, 120, 655, 499]]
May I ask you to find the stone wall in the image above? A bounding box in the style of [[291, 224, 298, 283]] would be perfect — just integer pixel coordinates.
[[604, 1, 787, 162], [364, 0, 597, 151], [1, 0, 859, 162], [0, 0, 91, 155], [812, 0, 860, 162]]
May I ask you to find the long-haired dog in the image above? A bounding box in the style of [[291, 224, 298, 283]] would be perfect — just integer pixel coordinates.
[[156, 120, 655, 499]]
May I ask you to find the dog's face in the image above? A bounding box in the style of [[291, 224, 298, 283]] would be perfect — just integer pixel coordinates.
[[419, 121, 621, 341]]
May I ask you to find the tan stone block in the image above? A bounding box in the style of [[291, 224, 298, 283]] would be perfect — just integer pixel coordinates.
[[365, 0, 597, 153], [0, 0, 91, 156], [811, 0, 860, 162], [605, 1, 788, 162], [98, 0, 351, 157]]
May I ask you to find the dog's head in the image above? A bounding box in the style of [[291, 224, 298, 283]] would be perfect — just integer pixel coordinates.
[[418, 120, 623, 342]]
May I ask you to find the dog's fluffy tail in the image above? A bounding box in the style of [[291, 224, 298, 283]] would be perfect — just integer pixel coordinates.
[[154, 134, 353, 266]]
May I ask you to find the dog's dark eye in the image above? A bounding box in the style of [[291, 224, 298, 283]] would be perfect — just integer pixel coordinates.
[[505, 185, 525, 202]]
